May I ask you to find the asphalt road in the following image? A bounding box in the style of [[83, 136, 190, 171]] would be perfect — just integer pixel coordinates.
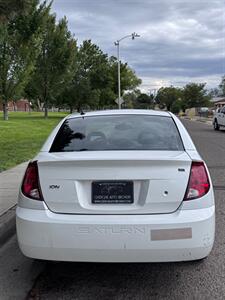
[[1, 119, 225, 300]]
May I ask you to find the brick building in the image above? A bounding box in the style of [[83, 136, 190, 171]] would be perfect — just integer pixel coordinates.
[[0, 99, 31, 112]]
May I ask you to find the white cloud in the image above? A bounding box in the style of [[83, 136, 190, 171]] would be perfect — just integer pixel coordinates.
[[140, 74, 221, 93], [50, 0, 225, 90]]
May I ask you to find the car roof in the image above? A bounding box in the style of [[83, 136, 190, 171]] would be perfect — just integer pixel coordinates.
[[67, 109, 171, 119]]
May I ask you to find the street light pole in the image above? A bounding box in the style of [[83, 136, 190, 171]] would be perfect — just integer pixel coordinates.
[[114, 32, 140, 109], [116, 42, 121, 109]]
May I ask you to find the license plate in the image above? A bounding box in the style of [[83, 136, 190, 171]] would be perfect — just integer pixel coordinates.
[[92, 181, 134, 204]]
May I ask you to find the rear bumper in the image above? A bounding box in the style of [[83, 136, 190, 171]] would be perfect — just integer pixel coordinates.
[[16, 206, 215, 262]]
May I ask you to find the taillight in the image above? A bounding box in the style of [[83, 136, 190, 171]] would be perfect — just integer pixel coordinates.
[[184, 161, 210, 201], [21, 161, 43, 201]]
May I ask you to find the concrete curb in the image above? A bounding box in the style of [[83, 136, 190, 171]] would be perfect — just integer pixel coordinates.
[[0, 205, 16, 247]]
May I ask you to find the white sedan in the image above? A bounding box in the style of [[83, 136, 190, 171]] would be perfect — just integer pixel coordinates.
[[16, 110, 215, 262]]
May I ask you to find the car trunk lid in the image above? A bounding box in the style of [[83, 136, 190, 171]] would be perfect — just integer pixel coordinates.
[[37, 151, 191, 214]]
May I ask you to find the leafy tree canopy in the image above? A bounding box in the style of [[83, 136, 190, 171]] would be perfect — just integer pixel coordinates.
[[219, 75, 225, 97], [0, 0, 50, 120], [0, 0, 37, 22], [182, 82, 210, 109], [109, 56, 141, 97], [57, 41, 142, 112], [155, 86, 182, 111], [134, 93, 153, 109], [25, 14, 77, 117]]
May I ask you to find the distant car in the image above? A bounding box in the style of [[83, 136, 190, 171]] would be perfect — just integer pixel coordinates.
[[213, 106, 225, 130], [16, 110, 215, 262]]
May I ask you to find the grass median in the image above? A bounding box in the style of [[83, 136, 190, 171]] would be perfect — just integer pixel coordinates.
[[0, 111, 68, 172]]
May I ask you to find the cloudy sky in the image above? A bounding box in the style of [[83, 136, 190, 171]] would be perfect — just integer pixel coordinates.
[[51, 0, 225, 92]]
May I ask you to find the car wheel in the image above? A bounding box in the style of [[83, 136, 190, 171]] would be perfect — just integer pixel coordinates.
[[214, 120, 220, 130]]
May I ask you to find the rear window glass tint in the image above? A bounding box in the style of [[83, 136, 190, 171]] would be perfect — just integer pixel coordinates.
[[50, 115, 184, 152]]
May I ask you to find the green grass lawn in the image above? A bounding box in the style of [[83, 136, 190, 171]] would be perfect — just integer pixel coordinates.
[[0, 111, 68, 172]]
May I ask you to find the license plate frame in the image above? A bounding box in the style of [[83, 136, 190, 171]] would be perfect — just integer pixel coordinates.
[[92, 181, 134, 204]]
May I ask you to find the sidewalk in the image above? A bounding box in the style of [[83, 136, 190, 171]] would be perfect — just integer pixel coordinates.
[[0, 162, 27, 245], [0, 162, 27, 216], [182, 116, 213, 126]]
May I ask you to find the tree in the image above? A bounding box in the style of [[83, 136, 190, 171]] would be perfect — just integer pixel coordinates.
[[109, 56, 142, 99], [25, 14, 77, 118], [79, 40, 115, 110], [60, 40, 116, 112], [171, 100, 181, 114], [123, 89, 141, 108], [219, 75, 225, 97], [133, 93, 153, 109], [0, 0, 34, 22], [182, 83, 210, 109], [209, 87, 220, 98], [155, 86, 182, 111], [0, 0, 49, 120]]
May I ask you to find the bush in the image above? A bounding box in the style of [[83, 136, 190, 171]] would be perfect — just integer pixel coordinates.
[[171, 101, 181, 114]]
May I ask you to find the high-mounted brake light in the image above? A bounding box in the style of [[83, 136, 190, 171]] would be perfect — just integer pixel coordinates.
[[21, 161, 43, 201], [184, 161, 210, 201]]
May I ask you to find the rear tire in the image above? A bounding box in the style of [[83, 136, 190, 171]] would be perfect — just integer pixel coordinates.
[[213, 120, 220, 130]]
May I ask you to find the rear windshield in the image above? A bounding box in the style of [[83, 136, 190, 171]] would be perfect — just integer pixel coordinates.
[[50, 115, 184, 152]]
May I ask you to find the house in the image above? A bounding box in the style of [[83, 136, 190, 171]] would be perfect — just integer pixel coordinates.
[[0, 99, 31, 112], [211, 97, 225, 109]]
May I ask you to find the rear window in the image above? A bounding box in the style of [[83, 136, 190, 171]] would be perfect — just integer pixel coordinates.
[[50, 115, 184, 152]]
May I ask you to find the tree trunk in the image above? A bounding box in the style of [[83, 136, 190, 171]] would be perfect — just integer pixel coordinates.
[[44, 98, 48, 118], [3, 102, 8, 121], [44, 105, 48, 118], [69, 106, 73, 114]]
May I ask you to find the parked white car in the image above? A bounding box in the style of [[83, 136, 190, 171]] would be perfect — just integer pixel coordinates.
[[16, 110, 215, 262], [213, 106, 225, 130]]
